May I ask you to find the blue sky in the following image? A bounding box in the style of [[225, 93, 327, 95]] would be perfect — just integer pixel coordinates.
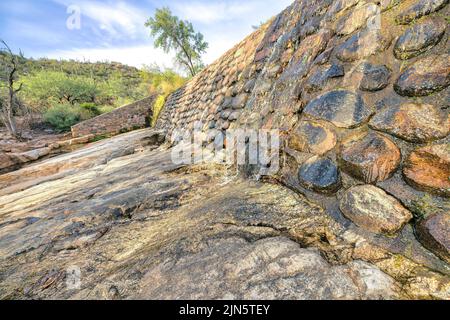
[[0, 0, 292, 70]]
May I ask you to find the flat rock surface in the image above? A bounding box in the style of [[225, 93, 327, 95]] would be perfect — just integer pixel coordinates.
[[0, 129, 162, 193], [0, 129, 448, 300], [136, 237, 398, 300], [2, 0, 450, 301]]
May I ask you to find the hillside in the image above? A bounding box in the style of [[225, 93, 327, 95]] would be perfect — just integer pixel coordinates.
[[0, 53, 186, 133], [22, 57, 143, 86], [0, 54, 143, 85]]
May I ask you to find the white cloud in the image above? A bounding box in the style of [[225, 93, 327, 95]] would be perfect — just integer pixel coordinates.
[[203, 34, 241, 64], [6, 20, 65, 45], [170, 0, 293, 65], [53, 0, 148, 39], [172, 0, 293, 25], [44, 45, 174, 69], [172, 1, 255, 24], [29, 0, 295, 70]]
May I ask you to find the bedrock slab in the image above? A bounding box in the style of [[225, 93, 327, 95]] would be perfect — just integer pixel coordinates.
[[0, 129, 448, 300], [0, 131, 399, 300], [136, 237, 399, 300]]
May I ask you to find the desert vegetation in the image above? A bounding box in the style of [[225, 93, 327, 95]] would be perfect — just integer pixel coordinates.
[[0, 48, 187, 135]]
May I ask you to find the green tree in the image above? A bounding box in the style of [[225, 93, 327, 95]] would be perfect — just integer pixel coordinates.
[[140, 64, 187, 126], [43, 103, 99, 132], [145, 8, 208, 77], [20, 71, 99, 110], [142, 65, 186, 95]]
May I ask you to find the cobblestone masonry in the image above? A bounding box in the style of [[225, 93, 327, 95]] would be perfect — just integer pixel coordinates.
[[0, 0, 449, 300], [71, 95, 156, 138], [155, 0, 450, 262]]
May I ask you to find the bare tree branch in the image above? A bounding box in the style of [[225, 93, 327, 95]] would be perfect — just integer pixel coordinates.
[[0, 39, 26, 140], [14, 82, 23, 94]]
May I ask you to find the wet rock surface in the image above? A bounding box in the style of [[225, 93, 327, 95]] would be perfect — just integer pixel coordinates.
[[339, 185, 413, 235], [288, 120, 337, 155], [0, 129, 400, 299], [303, 90, 373, 128], [395, 54, 450, 97], [403, 144, 450, 197], [370, 103, 450, 143], [338, 132, 401, 183], [298, 156, 341, 194], [416, 214, 450, 264], [394, 17, 447, 60]]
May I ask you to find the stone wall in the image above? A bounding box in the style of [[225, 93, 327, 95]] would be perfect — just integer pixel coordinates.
[[156, 0, 450, 263], [71, 95, 156, 138]]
